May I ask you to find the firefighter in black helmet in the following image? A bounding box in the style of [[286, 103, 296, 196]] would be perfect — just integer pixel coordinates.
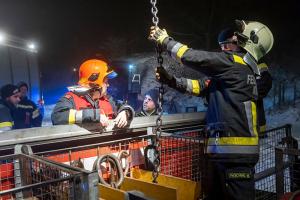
[[149, 20, 274, 200]]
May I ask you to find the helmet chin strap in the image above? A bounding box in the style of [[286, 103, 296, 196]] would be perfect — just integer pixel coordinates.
[[88, 87, 104, 101]]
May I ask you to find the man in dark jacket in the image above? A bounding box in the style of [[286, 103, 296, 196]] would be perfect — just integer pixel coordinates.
[[0, 84, 21, 131], [51, 59, 134, 128], [218, 28, 273, 137], [149, 20, 274, 200], [13, 81, 43, 129], [136, 89, 159, 117]]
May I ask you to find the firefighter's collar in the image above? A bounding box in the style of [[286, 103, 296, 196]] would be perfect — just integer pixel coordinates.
[[67, 85, 90, 95], [243, 53, 260, 76]]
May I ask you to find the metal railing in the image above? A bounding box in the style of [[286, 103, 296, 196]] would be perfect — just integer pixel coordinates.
[[275, 147, 300, 200], [255, 124, 295, 200], [0, 154, 98, 200], [0, 114, 296, 199], [33, 124, 206, 197], [159, 133, 204, 182], [33, 124, 294, 200]]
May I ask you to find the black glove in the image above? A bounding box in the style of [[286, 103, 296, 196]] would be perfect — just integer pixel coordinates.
[[155, 67, 176, 88]]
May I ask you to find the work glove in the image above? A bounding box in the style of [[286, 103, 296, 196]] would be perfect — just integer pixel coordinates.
[[114, 110, 128, 128], [149, 26, 169, 45], [155, 67, 176, 88]]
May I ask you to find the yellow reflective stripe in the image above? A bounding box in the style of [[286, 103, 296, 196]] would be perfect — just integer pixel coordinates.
[[233, 55, 246, 65], [191, 80, 200, 95], [258, 63, 268, 70], [176, 45, 189, 59], [251, 101, 258, 137], [68, 109, 76, 124], [0, 121, 13, 128], [208, 136, 258, 145]]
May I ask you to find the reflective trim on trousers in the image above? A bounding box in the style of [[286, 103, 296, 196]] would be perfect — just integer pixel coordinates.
[[206, 145, 259, 154]]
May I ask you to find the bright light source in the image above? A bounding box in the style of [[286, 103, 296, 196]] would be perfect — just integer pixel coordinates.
[[73, 68, 77, 72], [0, 32, 5, 44], [27, 42, 36, 50], [129, 64, 134, 70]]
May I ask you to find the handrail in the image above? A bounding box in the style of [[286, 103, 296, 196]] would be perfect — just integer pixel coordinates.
[[0, 112, 205, 155]]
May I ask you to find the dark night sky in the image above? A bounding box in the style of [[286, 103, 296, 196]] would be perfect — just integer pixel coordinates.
[[0, 0, 299, 99]]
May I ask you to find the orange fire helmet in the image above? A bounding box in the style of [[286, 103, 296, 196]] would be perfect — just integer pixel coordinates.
[[78, 59, 117, 88]]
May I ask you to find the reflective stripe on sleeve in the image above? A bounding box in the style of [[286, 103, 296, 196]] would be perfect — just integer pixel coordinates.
[[186, 79, 200, 95], [0, 121, 13, 128], [75, 110, 83, 124], [68, 109, 76, 124], [191, 80, 200, 95], [176, 45, 189, 60]]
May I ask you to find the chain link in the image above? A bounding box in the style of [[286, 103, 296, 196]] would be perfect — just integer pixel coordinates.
[[150, 0, 159, 26], [150, 0, 164, 183], [152, 46, 164, 183]]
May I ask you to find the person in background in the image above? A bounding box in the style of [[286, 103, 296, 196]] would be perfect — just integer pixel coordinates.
[[51, 59, 134, 128], [136, 89, 159, 117], [0, 84, 21, 131], [13, 81, 43, 129]]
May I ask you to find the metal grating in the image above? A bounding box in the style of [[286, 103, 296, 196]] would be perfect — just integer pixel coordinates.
[[0, 154, 81, 200]]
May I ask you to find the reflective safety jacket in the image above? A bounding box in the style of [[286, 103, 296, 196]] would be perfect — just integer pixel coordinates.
[[51, 91, 134, 125], [173, 63, 272, 136], [0, 100, 15, 131], [162, 38, 259, 163], [13, 97, 42, 129]]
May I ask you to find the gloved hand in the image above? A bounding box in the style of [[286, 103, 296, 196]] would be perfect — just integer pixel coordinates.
[[149, 26, 169, 45], [155, 67, 176, 88], [114, 110, 128, 128]]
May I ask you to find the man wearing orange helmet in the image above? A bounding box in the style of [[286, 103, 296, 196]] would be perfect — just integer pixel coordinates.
[[51, 59, 134, 128]]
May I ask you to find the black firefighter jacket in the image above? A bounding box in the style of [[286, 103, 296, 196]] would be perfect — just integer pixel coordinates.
[[0, 100, 15, 131], [14, 97, 42, 129], [162, 38, 260, 163]]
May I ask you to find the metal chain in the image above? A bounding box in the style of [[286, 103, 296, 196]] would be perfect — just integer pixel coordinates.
[[150, 0, 164, 183], [150, 0, 159, 26], [153, 46, 164, 183]]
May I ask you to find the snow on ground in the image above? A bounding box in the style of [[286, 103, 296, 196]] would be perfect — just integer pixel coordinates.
[[267, 107, 299, 128], [266, 99, 300, 138]]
